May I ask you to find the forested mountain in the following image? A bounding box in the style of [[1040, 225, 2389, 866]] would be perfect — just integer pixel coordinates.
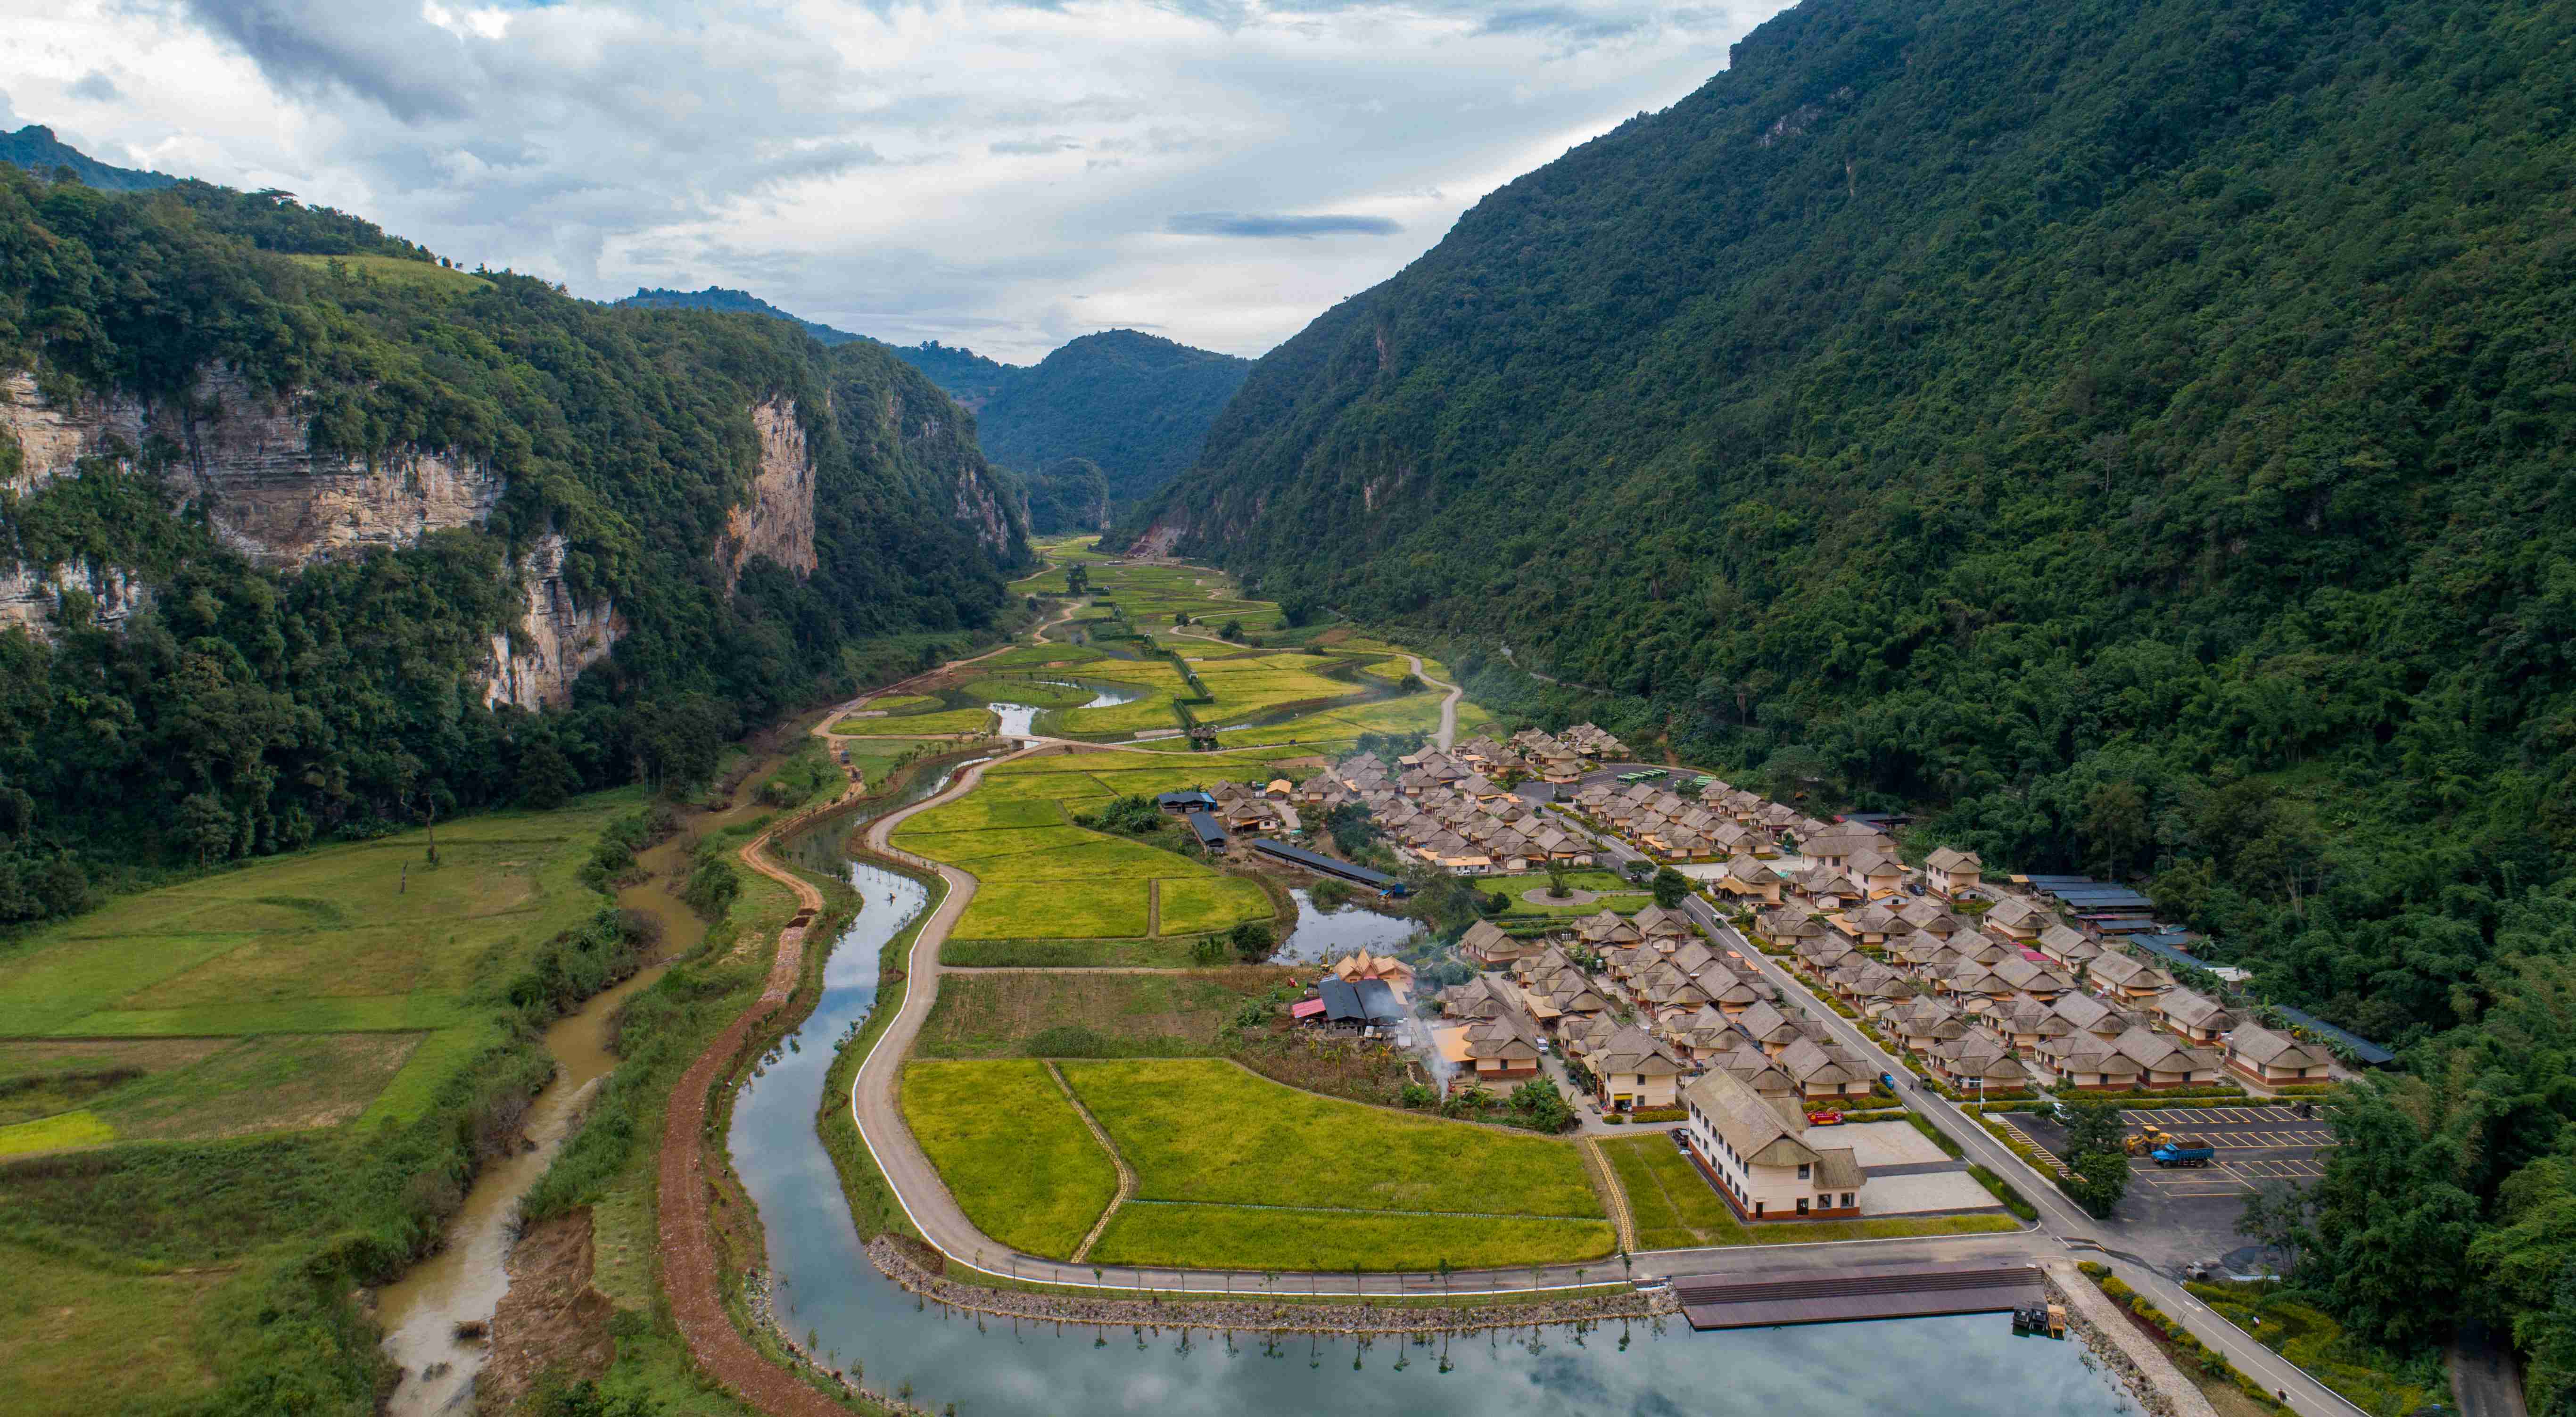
[[0, 124, 176, 191], [889, 339, 1017, 409], [1130, 0, 2576, 1384], [619, 284, 862, 345], [608, 292, 1244, 518], [0, 168, 1027, 924], [966, 330, 1251, 514], [1022, 456, 1110, 535]]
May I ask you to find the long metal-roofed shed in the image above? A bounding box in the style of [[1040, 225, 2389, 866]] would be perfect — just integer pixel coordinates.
[[1248, 838, 1411, 897], [2272, 1005, 2397, 1067], [1183, 810, 1228, 849], [1673, 1262, 2046, 1330], [1158, 790, 1218, 812]]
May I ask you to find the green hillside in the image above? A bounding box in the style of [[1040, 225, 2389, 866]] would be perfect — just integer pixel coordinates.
[[1137, 0, 2576, 1041], [0, 170, 1027, 926], [1131, 0, 2576, 1383], [970, 330, 1251, 510]]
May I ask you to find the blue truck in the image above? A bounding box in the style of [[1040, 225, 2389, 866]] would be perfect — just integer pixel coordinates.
[[2151, 1137, 2216, 1168]]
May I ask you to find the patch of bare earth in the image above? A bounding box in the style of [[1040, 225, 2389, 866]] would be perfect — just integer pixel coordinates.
[[474, 1211, 615, 1415]]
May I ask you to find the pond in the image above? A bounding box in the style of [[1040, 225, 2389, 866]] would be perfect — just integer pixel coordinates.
[[720, 839, 2138, 1417], [1276, 888, 1422, 963]]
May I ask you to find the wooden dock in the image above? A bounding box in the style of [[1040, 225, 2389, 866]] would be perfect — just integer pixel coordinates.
[[1674, 1261, 2046, 1330]]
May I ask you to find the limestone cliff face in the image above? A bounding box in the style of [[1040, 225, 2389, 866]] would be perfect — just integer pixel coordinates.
[[0, 560, 152, 639], [481, 533, 623, 710], [713, 397, 819, 591], [951, 464, 1015, 555], [0, 371, 147, 494], [0, 368, 504, 568]]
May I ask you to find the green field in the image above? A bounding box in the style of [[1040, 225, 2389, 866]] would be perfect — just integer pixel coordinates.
[[0, 788, 672, 1414], [285, 252, 493, 294], [1058, 1059, 1604, 1218], [834, 704, 995, 735], [891, 752, 1283, 945], [901, 1060, 1122, 1258], [916, 968, 1294, 1058], [909, 1057, 1618, 1271], [0, 793, 641, 1144]]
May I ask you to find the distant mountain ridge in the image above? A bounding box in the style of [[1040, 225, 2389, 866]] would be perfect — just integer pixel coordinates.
[[620, 285, 862, 346], [0, 124, 178, 191], [615, 287, 1248, 516]]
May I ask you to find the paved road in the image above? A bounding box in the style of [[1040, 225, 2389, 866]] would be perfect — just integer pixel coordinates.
[[2452, 1321, 2531, 1417]]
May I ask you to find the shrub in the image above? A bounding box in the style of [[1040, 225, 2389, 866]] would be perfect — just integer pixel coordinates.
[[1627, 1106, 1685, 1123], [1024, 1025, 1112, 1057]]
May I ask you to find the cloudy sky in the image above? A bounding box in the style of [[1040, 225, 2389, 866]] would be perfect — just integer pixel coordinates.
[[1, 0, 1788, 362]]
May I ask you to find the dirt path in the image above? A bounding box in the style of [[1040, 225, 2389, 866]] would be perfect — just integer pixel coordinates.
[[1579, 1137, 1638, 1254], [654, 792, 857, 1417], [1051, 1062, 1136, 1265], [1405, 653, 1462, 750]]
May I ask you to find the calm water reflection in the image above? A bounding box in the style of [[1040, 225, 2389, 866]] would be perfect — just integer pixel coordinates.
[[1277, 888, 1421, 962], [724, 855, 2133, 1417]]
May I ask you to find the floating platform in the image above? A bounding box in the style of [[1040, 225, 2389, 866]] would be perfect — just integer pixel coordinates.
[[1675, 1261, 2046, 1330]]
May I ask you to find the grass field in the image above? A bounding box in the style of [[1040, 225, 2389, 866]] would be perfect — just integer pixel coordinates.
[[891, 752, 1284, 946], [1087, 1205, 1615, 1273], [1600, 1136, 2023, 1250], [900, 1061, 1120, 1258], [1058, 1059, 1603, 1218], [286, 252, 492, 294], [916, 969, 1293, 1058], [0, 1242, 230, 1411], [0, 792, 640, 1147], [0, 786, 667, 1414], [834, 705, 995, 735]]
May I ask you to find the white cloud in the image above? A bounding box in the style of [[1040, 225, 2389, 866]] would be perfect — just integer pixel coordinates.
[[0, 0, 1791, 361]]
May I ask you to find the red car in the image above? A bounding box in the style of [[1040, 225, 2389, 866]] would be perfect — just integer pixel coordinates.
[[1805, 1109, 1844, 1126]]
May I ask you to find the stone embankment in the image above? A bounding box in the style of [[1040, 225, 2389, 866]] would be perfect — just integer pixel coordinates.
[[866, 1236, 1679, 1336], [2046, 1263, 2222, 1417]]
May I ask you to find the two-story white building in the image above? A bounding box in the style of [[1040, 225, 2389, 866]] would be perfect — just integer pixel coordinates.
[[1680, 1068, 1865, 1219]]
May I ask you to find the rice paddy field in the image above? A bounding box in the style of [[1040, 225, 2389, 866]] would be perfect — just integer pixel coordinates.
[[907, 1058, 1618, 1269], [900, 1060, 1122, 1258], [889, 750, 1293, 953]]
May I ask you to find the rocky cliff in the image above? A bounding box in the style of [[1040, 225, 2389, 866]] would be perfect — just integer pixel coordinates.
[[1, 368, 504, 568], [481, 533, 623, 711], [713, 397, 818, 590], [0, 560, 152, 638]]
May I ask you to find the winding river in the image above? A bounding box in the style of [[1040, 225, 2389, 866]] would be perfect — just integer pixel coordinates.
[[723, 821, 2139, 1417]]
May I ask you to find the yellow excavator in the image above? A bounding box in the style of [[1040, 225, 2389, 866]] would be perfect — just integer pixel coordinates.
[[2122, 1123, 2177, 1156]]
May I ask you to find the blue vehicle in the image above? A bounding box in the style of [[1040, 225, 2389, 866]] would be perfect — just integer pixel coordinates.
[[2151, 1137, 2215, 1168]]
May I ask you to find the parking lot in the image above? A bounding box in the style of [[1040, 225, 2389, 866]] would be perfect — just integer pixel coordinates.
[[2003, 1105, 2336, 1211]]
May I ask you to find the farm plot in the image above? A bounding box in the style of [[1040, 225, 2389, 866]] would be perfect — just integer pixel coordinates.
[[900, 1060, 1121, 1259], [1058, 1059, 1603, 1217], [890, 755, 1279, 947], [1049, 1059, 1616, 1271], [0, 795, 633, 1151]]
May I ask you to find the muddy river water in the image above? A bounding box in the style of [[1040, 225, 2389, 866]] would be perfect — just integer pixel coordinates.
[[724, 826, 2139, 1417], [375, 783, 766, 1415]]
